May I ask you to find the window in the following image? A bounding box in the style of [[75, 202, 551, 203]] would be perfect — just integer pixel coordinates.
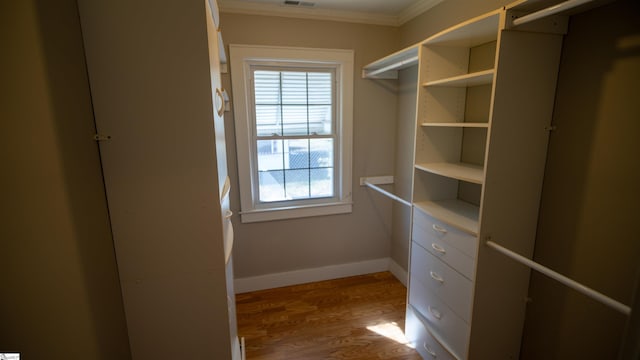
[[229, 45, 353, 223]]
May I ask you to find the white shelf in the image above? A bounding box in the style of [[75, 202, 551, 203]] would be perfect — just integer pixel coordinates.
[[421, 122, 489, 128], [414, 200, 479, 235], [362, 44, 419, 79], [423, 10, 501, 47], [424, 69, 494, 87], [415, 162, 484, 184]]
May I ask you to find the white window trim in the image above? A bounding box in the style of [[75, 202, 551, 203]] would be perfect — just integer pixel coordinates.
[[229, 44, 353, 223]]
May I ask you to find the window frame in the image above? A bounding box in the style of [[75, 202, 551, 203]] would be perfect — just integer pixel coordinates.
[[229, 45, 354, 223], [250, 65, 337, 207]]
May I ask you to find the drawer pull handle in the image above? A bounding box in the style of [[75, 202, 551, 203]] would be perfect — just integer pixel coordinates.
[[431, 243, 446, 254], [423, 343, 437, 357], [428, 306, 443, 320], [432, 224, 448, 234], [430, 271, 444, 284]]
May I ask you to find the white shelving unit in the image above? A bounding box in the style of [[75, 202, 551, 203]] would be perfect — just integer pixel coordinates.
[[364, 3, 568, 359]]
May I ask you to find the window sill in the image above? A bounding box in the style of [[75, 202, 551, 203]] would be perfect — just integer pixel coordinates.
[[240, 201, 352, 223]]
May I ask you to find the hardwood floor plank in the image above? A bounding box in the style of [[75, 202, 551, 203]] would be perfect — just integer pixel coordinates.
[[236, 272, 421, 360]]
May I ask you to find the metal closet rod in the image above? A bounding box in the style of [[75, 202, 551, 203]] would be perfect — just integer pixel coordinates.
[[363, 181, 412, 207], [486, 240, 632, 316], [512, 0, 594, 26]]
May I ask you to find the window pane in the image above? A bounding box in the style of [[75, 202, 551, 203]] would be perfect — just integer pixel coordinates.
[[257, 139, 283, 171], [284, 169, 309, 199], [308, 72, 332, 104], [281, 72, 307, 104], [259, 170, 285, 202], [282, 105, 308, 136], [286, 139, 308, 169], [258, 138, 335, 202], [253, 68, 334, 137], [308, 105, 332, 135], [254, 71, 280, 104], [310, 139, 333, 168], [255, 105, 281, 136], [310, 168, 333, 197]]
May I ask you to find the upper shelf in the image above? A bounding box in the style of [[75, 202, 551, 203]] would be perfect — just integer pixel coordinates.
[[362, 45, 419, 79], [423, 10, 501, 47], [362, 10, 501, 80], [361, 0, 576, 80], [423, 69, 494, 87]]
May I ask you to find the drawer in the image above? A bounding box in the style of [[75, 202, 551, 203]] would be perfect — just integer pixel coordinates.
[[413, 222, 475, 280], [405, 306, 456, 360], [409, 274, 470, 359], [411, 242, 473, 323], [413, 208, 478, 259]]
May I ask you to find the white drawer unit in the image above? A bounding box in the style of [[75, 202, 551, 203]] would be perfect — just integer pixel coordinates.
[[409, 270, 470, 359], [406, 306, 457, 360], [412, 216, 476, 280], [413, 207, 478, 260], [411, 242, 473, 323]]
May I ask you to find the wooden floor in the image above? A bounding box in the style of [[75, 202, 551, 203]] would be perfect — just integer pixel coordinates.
[[236, 272, 421, 360]]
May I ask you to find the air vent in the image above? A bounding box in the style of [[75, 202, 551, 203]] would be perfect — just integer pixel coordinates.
[[283, 0, 315, 7]]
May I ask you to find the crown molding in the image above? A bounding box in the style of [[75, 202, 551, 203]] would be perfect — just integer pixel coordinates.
[[218, 0, 445, 27], [398, 0, 445, 25]]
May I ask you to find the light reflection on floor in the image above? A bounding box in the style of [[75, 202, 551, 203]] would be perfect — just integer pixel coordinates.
[[367, 321, 415, 348]]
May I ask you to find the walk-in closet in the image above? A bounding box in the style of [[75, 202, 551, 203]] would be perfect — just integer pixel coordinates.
[[3, 0, 638, 359]]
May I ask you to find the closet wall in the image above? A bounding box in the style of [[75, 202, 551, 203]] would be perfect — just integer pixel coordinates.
[[0, 1, 131, 358], [521, 1, 640, 358], [219, 13, 401, 280]]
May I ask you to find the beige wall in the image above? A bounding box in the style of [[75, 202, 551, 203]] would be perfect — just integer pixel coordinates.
[[0, 0, 131, 358], [220, 13, 401, 278], [521, 0, 640, 357]]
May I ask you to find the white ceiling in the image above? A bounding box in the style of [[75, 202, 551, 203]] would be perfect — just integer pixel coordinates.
[[218, 0, 445, 26]]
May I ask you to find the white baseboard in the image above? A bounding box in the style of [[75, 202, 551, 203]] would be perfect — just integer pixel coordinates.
[[235, 257, 408, 294], [388, 258, 408, 286]]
